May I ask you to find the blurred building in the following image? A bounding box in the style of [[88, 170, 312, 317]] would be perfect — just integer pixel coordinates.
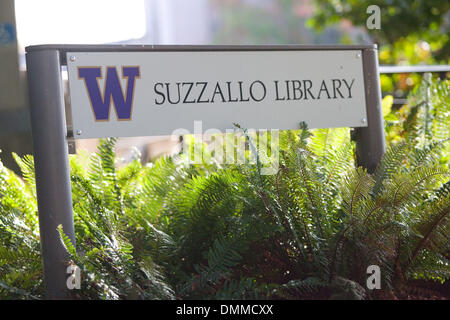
[[0, 0, 212, 172], [1, 0, 359, 172]]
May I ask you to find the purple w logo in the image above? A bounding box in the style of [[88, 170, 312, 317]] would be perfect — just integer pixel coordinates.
[[78, 66, 140, 121]]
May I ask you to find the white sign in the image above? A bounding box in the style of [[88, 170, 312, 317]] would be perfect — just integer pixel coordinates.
[[66, 50, 367, 139]]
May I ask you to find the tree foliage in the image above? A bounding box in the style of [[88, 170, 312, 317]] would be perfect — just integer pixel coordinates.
[[309, 0, 450, 61]]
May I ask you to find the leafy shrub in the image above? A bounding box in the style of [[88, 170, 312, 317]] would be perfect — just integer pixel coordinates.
[[0, 76, 448, 299]]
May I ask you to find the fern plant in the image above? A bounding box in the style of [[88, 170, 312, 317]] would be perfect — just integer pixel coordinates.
[[0, 154, 42, 299], [0, 75, 448, 300], [155, 76, 449, 299], [64, 138, 175, 299]]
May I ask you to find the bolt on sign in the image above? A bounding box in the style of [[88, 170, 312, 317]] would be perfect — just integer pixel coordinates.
[[66, 49, 368, 138]]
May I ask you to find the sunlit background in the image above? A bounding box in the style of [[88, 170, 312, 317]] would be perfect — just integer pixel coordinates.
[[15, 0, 147, 45], [1, 0, 448, 172], [13, 0, 371, 68]]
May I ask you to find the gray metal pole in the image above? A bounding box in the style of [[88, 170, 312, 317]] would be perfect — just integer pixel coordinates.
[[26, 49, 76, 299], [354, 47, 386, 173]]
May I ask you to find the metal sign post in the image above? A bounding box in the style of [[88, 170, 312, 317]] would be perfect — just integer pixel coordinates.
[[355, 47, 386, 173], [25, 44, 385, 299], [26, 48, 76, 299]]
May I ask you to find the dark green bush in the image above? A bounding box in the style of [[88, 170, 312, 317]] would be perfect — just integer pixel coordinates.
[[0, 76, 448, 300]]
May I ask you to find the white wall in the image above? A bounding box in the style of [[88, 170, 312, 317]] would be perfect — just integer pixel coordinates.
[[146, 0, 211, 44]]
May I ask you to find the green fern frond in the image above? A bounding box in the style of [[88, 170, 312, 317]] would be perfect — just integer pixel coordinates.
[[0, 280, 39, 300], [273, 277, 327, 299], [12, 153, 36, 197], [57, 224, 77, 258]]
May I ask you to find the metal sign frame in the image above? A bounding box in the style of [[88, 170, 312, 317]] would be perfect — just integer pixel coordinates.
[[25, 44, 385, 299]]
